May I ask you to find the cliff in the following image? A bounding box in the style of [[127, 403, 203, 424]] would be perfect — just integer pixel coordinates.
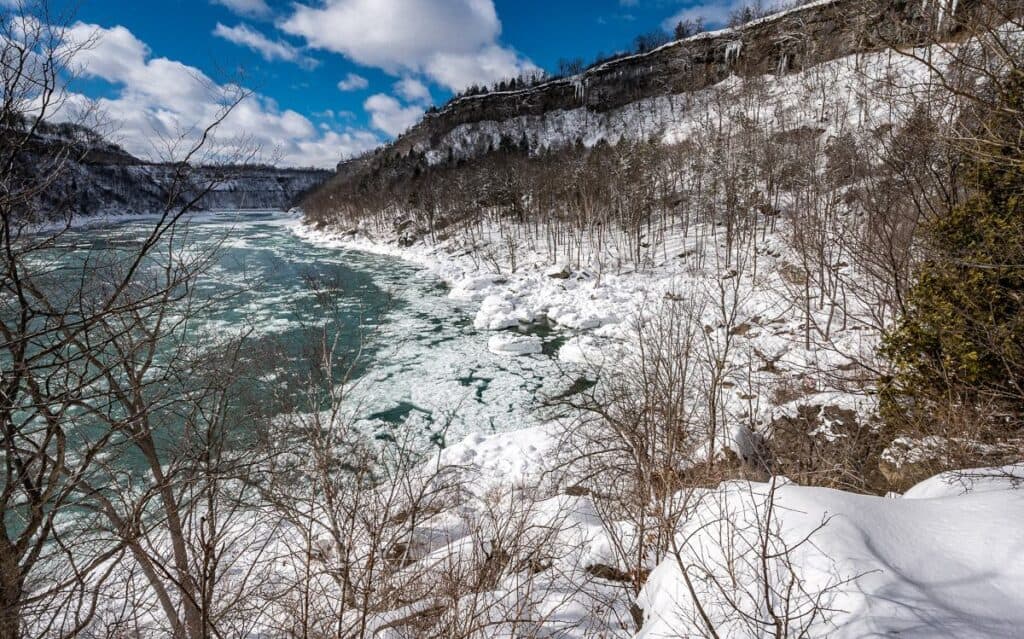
[[14, 122, 331, 217], [328, 0, 981, 187]]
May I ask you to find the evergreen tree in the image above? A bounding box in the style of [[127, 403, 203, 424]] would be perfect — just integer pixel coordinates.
[[882, 73, 1024, 436]]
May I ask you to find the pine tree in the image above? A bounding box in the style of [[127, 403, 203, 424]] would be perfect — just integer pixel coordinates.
[[882, 72, 1024, 437]]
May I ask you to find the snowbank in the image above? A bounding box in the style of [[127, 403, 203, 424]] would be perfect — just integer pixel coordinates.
[[637, 470, 1024, 638]]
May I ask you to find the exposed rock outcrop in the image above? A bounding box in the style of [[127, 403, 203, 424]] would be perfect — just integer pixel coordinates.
[[324, 0, 987, 193], [12, 122, 331, 217]]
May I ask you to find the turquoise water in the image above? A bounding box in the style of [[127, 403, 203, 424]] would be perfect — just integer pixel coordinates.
[[56, 211, 567, 448]]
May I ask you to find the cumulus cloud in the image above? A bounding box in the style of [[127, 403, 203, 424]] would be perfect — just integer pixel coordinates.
[[213, 23, 318, 69], [425, 44, 539, 92], [364, 93, 424, 137], [211, 0, 272, 19], [662, 0, 745, 29], [280, 0, 537, 92], [60, 22, 379, 167], [394, 77, 431, 103], [337, 72, 369, 91]]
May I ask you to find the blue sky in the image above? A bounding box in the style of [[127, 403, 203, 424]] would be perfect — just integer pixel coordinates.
[[48, 0, 737, 167]]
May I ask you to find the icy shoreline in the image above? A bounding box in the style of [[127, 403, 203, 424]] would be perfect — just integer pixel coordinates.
[[293, 220, 1024, 638]]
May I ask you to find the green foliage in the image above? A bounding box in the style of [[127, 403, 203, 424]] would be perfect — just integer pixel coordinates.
[[881, 143, 1024, 431], [882, 69, 1024, 437]]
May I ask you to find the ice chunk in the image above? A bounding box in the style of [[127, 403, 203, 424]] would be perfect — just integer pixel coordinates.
[[488, 333, 543, 356], [475, 295, 518, 330], [449, 274, 505, 301], [558, 335, 608, 367]]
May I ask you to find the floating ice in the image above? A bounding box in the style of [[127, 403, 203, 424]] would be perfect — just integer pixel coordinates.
[[488, 333, 543, 356]]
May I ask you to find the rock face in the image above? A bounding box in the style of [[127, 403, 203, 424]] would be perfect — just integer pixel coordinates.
[[327, 0, 983, 189], [49, 162, 331, 216], [15, 123, 331, 217]]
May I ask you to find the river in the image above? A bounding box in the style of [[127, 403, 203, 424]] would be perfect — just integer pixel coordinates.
[[55, 210, 568, 449]]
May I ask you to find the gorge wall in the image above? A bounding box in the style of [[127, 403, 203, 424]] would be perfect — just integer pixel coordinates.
[[327, 0, 985, 190], [16, 124, 331, 217]]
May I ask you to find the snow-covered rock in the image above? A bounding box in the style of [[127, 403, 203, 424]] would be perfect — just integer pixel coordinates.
[[449, 274, 507, 301]]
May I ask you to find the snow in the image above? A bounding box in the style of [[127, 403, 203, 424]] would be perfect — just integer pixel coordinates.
[[297, 210, 885, 469], [903, 464, 1024, 499], [283, 33, 1024, 639], [637, 474, 1024, 638], [422, 44, 942, 167], [488, 333, 543, 356], [410, 424, 1024, 639], [475, 293, 536, 330], [557, 335, 610, 367]]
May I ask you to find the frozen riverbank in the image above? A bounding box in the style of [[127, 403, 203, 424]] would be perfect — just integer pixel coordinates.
[[294, 218, 1024, 638]]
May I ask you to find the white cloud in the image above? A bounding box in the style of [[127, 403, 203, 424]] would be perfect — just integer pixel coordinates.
[[364, 93, 424, 137], [213, 23, 318, 69], [60, 22, 379, 167], [295, 128, 380, 167], [280, 0, 536, 91], [394, 77, 431, 103], [66, 23, 150, 83], [211, 0, 272, 19], [425, 45, 539, 92], [662, 0, 744, 29], [337, 72, 369, 91]]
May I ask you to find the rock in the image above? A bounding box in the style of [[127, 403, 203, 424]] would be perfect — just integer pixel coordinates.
[[545, 264, 572, 279], [729, 322, 754, 336], [878, 436, 948, 490], [766, 400, 885, 491], [779, 262, 808, 285], [879, 436, 1020, 490], [586, 563, 650, 584]]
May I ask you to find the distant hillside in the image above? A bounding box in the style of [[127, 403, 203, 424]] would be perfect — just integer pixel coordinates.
[[12, 121, 332, 217]]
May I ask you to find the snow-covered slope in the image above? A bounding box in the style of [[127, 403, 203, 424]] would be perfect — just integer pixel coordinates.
[[328, 0, 981, 186], [430, 429, 1024, 638], [285, 2, 1024, 635]]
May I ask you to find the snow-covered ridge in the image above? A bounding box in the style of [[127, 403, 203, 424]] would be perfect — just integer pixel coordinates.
[[345, 0, 975, 174], [429, 0, 844, 117]]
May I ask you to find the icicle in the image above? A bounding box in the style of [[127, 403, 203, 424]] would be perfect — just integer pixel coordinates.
[[777, 53, 790, 75], [571, 77, 587, 103], [930, 0, 958, 28], [725, 40, 743, 64]]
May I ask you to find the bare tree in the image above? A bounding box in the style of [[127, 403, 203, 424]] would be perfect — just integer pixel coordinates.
[[0, 2, 260, 637], [662, 478, 858, 638]]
